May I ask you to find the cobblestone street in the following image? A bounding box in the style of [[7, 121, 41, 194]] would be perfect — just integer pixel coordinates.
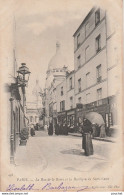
[[14, 130, 113, 178]]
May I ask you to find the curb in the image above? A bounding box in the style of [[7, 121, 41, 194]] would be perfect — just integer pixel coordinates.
[[68, 133, 115, 143]]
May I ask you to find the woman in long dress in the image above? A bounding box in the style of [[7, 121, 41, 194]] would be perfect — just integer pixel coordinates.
[[55, 123, 59, 135], [30, 124, 35, 136], [82, 119, 93, 156], [48, 123, 53, 135]]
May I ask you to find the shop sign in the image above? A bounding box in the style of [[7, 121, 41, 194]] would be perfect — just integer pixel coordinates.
[[67, 110, 75, 115], [53, 110, 58, 117], [58, 111, 66, 117]]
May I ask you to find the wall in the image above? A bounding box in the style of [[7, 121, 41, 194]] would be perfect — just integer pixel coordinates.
[[66, 72, 75, 110], [56, 79, 66, 112], [74, 8, 106, 53], [74, 19, 106, 71]]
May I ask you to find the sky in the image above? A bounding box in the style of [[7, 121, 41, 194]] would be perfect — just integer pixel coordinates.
[[12, 0, 97, 102], [2, 0, 112, 102]]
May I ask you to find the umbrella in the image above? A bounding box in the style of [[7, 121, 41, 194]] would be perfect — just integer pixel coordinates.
[[85, 112, 105, 126]]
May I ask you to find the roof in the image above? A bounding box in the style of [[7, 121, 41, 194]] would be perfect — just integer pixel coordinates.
[[73, 7, 96, 37], [66, 70, 75, 78], [47, 42, 67, 71]]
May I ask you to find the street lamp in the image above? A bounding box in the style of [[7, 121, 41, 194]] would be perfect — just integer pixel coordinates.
[[17, 63, 31, 86], [17, 63, 31, 112]]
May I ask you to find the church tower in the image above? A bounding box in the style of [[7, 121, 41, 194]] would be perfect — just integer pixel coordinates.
[[44, 42, 68, 125]]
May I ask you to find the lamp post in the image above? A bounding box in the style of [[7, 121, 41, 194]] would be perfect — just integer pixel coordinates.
[[17, 63, 31, 114]]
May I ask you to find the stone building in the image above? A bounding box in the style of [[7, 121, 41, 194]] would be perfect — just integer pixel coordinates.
[[43, 42, 68, 127], [2, 15, 29, 163], [26, 80, 42, 126], [73, 7, 119, 133], [42, 7, 120, 135]]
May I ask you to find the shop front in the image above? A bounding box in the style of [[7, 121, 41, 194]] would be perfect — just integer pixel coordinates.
[[66, 109, 76, 132], [76, 98, 114, 136], [57, 111, 66, 125]]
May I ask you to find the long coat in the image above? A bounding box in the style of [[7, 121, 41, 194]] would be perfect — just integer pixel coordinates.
[[82, 120, 93, 156], [55, 124, 59, 135], [59, 124, 63, 135], [48, 123, 53, 135], [30, 128, 35, 136]]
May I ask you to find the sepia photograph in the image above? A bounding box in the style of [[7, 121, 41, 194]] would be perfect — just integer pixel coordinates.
[[0, 0, 123, 192]]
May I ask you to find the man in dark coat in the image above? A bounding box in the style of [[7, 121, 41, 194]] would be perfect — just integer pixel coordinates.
[[63, 122, 68, 135], [59, 123, 63, 135], [55, 123, 59, 135], [82, 118, 93, 156], [30, 124, 35, 136], [48, 122, 53, 135]]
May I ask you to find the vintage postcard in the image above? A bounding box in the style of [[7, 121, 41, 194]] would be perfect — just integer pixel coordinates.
[[0, 0, 123, 192]]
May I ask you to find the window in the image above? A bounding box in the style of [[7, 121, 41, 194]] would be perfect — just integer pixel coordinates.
[[30, 116, 33, 122], [77, 34, 81, 47], [97, 88, 102, 105], [85, 46, 89, 62], [69, 77, 72, 90], [96, 34, 101, 53], [86, 72, 90, 88], [96, 64, 102, 83], [77, 55, 81, 68], [86, 93, 90, 104], [78, 97, 82, 103], [61, 86, 63, 96], [95, 9, 100, 26], [35, 116, 37, 122], [85, 22, 89, 37], [60, 100, 65, 111], [78, 78, 81, 92], [70, 96, 73, 109]]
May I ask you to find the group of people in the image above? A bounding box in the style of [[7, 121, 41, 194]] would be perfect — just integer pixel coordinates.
[[48, 122, 68, 136], [30, 118, 105, 157]]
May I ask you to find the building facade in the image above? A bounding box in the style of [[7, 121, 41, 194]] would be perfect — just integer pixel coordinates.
[[73, 7, 118, 133], [42, 7, 119, 136], [66, 71, 75, 129], [2, 15, 29, 163], [43, 42, 69, 127]]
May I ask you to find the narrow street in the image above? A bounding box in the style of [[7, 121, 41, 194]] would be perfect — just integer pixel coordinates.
[[14, 130, 113, 178]]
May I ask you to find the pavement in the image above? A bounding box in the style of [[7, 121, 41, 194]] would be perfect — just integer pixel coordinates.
[[68, 132, 116, 143], [13, 130, 115, 178]]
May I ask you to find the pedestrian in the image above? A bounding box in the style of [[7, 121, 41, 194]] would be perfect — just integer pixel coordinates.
[[96, 124, 100, 137], [30, 124, 35, 137], [44, 124, 48, 131], [82, 118, 93, 156], [59, 123, 63, 135], [48, 122, 53, 136], [92, 123, 97, 138], [100, 124, 106, 138], [55, 123, 59, 135], [63, 122, 68, 135]]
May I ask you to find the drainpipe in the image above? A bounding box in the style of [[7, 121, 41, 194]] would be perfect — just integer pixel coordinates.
[[9, 97, 14, 164]]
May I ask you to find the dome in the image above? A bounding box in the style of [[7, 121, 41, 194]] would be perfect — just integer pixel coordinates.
[[48, 41, 67, 71], [32, 80, 42, 96]]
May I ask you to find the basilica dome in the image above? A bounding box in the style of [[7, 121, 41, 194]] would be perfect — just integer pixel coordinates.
[[48, 41, 67, 71]]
